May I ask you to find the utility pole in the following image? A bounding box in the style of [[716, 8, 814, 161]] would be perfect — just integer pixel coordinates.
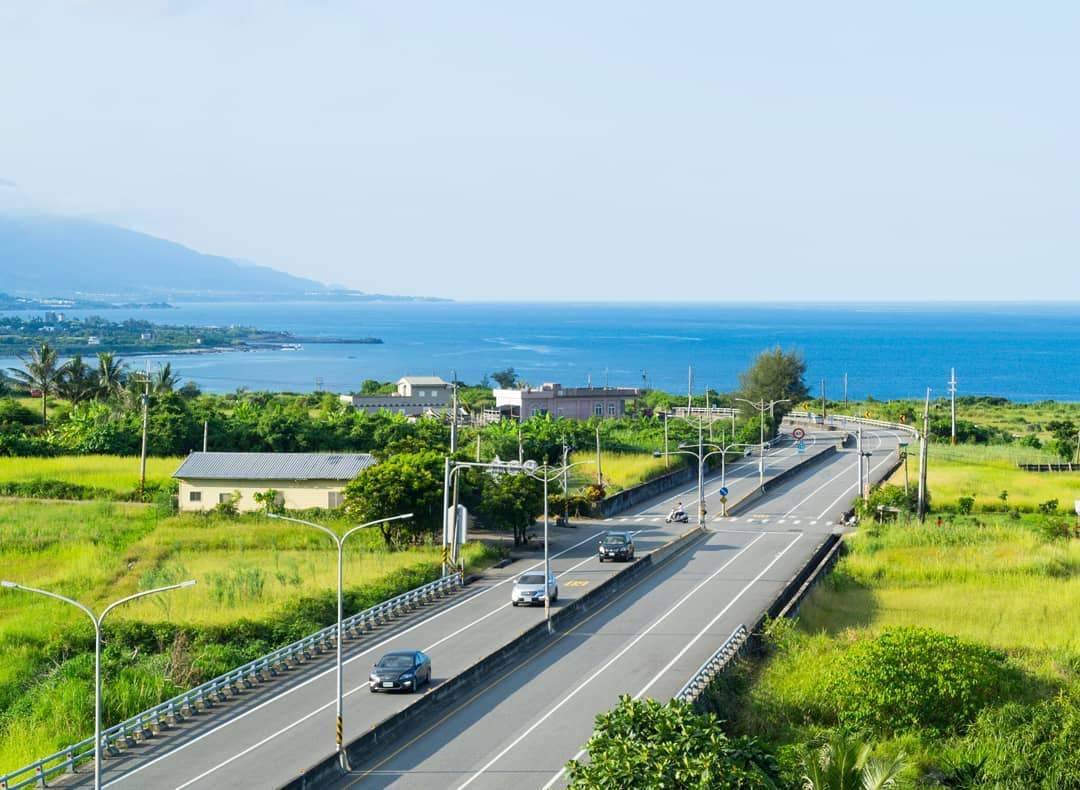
[[856, 426, 863, 499], [139, 360, 150, 496], [475, 433, 481, 462], [450, 370, 458, 454], [843, 372, 848, 409], [663, 412, 670, 468], [917, 387, 931, 521], [948, 368, 958, 445], [821, 379, 827, 420], [595, 425, 603, 486], [202, 420, 208, 452], [687, 365, 693, 410]]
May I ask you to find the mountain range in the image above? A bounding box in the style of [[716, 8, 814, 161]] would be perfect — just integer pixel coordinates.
[[0, 214, 437, 302]]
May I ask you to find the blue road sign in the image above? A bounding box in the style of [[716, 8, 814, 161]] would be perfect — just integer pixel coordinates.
[[797, 441, 806, 453], [718, 486, 729, 497]]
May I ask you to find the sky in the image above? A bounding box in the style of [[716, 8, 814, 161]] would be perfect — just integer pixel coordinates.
[[1, 2, 1078, 301]]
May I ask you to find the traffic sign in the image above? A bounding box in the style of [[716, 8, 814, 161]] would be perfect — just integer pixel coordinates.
[[797, 441, 806, 453], [1074, 500, 1080, 516], [720, 495, 728, 504], [792, 427, 806, 440], [718, 486, 729, 497]]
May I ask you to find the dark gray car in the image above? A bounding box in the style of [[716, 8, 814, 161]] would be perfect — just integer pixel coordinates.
[[369, 650, 432, 693]]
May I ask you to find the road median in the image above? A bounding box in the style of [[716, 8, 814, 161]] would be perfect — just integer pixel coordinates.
[[279, 525, 708, 789]]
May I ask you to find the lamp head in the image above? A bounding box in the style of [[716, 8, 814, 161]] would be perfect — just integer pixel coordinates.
[[0, 580, 16, 589], [523, 460, 539, 473], [652, 451, 661, 458], [179, 579, 197, 588]]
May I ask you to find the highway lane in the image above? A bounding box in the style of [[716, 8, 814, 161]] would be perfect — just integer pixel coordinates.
[[60, 431, 833, 789], [330, 428, 902, 789]]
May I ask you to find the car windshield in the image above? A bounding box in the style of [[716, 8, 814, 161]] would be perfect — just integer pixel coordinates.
[[377, 655, 414, 669], [518, 574, 545, 585], [602, 536, 627, 545]]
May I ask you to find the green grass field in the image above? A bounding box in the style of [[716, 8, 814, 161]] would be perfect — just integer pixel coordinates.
[[0, 455, 183, 497], [727, 514, 1080, 784], [567, 450, 685, 492], [888, 443, 1080, 512], [0, 499, 496, 772]]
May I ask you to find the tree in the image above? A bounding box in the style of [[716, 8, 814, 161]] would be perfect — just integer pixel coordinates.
[[491, 367, 518, 389], [59, 354, 98, 405], [567, 696, 780, 789], [152, 362, 181, 393], [8, 342, 69, 425], [342, 451, 443, 548], [737, 346, 809, 419], [475, 471, 544, 546], [96, 352, 127, 400], [799, 734, 906, 790]]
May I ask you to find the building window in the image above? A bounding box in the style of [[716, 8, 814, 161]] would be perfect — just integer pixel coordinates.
[[531, 407, 541, 416], [594, 403, 603, 416], [189, 491, 202, 502], [218, 493, 234, 504], [608, 402, 616, 415], [328, 491, 344, 508], [418, 390, 426, 397]]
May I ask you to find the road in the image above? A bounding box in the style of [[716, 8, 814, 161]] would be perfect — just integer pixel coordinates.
[[329, 426, 903, 789], [54, 430, 844, 789]]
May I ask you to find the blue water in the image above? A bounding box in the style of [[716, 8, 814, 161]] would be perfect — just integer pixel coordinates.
[[3, 302, 1079, 401]]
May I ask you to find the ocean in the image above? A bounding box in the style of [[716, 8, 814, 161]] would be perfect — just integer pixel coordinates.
[[2, 301, 1079, 401]]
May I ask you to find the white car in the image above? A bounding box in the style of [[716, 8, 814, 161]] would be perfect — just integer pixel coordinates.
[[511, 571, 558, 607]]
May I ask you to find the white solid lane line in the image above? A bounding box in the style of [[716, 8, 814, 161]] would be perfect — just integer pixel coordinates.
[[172, 543, 620, 790], [454, 533, 768, 790], [107, 526, 615, 788], [544, 532, 803, 790]]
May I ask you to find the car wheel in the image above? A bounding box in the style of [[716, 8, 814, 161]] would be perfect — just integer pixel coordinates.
[[512, 601, 518, 607], [370, 686, 377, 693]]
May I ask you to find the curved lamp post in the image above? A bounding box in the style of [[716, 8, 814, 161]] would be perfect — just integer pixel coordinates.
[[655, 440, 754, 518], [734, 398, 791, 488], [520, 459, 596, 630], [0, 579, 196, 790], [266, 511, 413, 769]]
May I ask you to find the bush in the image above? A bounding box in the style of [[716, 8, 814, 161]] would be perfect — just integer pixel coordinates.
[[567, 696, 780, 789], [818, 627, 1023, 737], [854, 484, 916, 521], [957, 496, 975, 515], [958, 684, 1080, 787], [1037, 499, 1059, 515]]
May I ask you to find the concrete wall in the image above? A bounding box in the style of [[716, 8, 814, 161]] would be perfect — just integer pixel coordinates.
[[177, 479, 347, 513]]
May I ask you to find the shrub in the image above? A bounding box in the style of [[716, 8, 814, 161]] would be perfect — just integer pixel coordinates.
[[1037, 499, 1059, 515], [818, 627, 1023, 737], [958, 684, 1080, 787], [957, 496, 975, 515], [566, 696, 780, 789]]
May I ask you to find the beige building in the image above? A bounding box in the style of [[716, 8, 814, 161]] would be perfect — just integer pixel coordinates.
[[340, 376, 452, 416], [173, 452, 376, 513]]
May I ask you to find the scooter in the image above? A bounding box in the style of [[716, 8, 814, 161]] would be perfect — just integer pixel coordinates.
[[666, 509, 690, 524]]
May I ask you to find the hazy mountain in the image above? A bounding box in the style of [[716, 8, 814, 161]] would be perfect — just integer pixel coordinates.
[[0, 214, 330, 300]]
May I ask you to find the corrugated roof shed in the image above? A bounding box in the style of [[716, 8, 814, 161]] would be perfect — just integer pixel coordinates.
[[173, 452, 376, 481], [398, 376, 448, 386]]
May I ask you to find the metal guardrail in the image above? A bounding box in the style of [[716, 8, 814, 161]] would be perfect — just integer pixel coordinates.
[[0, 572, 463, 790], [788, 411, 919, 439], [673, 624, 749, 704]]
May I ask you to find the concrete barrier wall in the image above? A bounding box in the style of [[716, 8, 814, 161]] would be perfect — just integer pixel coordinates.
[[597, 463, 702, 517], [279, 526, 707, 790]]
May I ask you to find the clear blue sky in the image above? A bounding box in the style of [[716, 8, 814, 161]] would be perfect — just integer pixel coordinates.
[[1, 2, 1077, 300]]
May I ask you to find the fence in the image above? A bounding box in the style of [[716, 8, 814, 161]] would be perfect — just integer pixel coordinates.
[[0, 572, 463, 790]]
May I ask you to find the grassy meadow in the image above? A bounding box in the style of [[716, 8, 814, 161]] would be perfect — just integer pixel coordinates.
[[722, 514, 1080, 785], [0, 454, 183, 497], [888, 442, 1080, 512], [567, 450, 686, 492], [0, 499, 497, 772]]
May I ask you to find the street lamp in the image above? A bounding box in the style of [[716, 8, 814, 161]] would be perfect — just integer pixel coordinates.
[[266, 511, 413, 769], [654, 440, 753, 519], [734, 398, 791, 488], [1, 579, 196, 790], [520, 459, 596, 630], [658, 411, 725, 524]]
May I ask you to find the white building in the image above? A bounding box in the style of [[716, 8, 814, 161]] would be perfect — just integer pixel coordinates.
[[341, 376, 453, 416], [173, 452, 376, 513]]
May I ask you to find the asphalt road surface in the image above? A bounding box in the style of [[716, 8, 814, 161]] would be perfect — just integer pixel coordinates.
[[329, 427, 903, 790], [54, 426, 890, 789]]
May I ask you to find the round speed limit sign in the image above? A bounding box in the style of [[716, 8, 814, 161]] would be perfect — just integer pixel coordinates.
[[792, 427, 806, 440]]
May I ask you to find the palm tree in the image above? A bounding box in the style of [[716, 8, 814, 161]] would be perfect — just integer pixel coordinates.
[[8, 342, 69, 425], [800, 734, 906, 790], [95, 352, 127, 400], [152, 362, 181, 393], [59, 354, 98, 405]]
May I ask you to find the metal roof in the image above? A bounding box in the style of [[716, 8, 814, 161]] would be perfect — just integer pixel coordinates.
[[398, 376, 448, 386], [173, 452, 376, 481]]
